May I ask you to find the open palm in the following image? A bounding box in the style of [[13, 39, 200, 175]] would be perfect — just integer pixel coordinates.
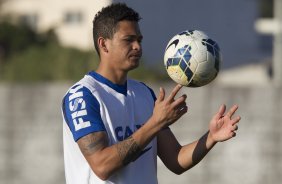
[[209, 104, 241, 142]]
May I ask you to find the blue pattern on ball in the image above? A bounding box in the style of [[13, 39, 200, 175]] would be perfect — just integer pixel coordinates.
[[166, 45, 192, 69]]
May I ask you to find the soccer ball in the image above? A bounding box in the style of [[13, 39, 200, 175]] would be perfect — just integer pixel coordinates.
[[164, 30, 221, 87]]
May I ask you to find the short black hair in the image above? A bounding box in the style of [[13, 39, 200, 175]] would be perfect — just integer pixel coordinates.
[[93, 3, 141, 56]]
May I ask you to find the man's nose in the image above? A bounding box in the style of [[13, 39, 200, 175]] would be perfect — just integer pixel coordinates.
[[132, 41, 142, 51]]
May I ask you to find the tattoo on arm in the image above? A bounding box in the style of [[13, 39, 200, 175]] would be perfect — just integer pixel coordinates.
[[116, 136, 142, 166], [78, 133, 142, 166], [78, 132, 108, 156]]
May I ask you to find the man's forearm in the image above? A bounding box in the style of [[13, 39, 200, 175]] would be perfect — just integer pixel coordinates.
[[191, 131, 216, 165], [117, 116, 164, 164], [115, 135, 142, 165], [79, 117, 163, 180], [178, 131, 217, 171]]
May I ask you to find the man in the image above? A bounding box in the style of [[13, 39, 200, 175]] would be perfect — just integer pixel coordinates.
[[61, 3, 241, 184]]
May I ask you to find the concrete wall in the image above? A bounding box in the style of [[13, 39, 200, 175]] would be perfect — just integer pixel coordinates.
[[0, 82, 281, 184]]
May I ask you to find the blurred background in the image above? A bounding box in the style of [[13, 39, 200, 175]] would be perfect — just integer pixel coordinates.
[[0, 0, 281, 184]]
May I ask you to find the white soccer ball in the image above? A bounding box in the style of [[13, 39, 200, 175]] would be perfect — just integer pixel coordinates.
[[164, 30, 222, 87]]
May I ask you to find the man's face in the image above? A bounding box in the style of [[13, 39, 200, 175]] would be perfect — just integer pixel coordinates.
[[105, 20, 143, 71]]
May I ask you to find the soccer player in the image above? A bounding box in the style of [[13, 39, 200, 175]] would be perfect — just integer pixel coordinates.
[[61, 3, 241, 184]]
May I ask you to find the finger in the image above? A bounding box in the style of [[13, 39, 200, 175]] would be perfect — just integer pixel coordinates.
[[171, 94, 187, 108], [230, 116, 241, 126], [175, 106, 188, 120], [232, 124, 238, 131], [178, 101, 187, 110], [167, 84, 183, 102], [174, 102, 187, 114], [214, 104, 226, 119], [231, 116, 241, 125], [157, 87, 165, 102], [178, 106, 188, 116], [226, 104, 239, 118]]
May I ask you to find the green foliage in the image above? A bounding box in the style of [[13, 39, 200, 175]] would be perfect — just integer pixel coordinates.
[[0, 21, 98, 82], [1, 43, 98, 82], [0, 21, 167, 83], [0, 21, 57, 59]]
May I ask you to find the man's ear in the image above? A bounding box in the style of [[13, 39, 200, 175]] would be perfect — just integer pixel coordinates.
[[97, 37, 108, 53]]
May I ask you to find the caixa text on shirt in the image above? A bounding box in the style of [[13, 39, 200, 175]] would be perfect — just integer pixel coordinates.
[[115, 124, 142, 141]]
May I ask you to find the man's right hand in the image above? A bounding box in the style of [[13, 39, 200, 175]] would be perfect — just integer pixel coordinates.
[[152, 84, 188, 128]]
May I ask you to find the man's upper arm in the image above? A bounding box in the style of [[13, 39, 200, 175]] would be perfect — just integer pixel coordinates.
[[62, 84, 106, 141], [77, 131, 109, 156]]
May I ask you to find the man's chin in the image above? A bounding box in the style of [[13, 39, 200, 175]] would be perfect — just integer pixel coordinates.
[[126, 60, 140, 71], [129, 62, 140, 70]]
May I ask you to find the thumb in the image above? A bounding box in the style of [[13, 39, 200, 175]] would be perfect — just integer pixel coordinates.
[[157, 87, 165, 102]]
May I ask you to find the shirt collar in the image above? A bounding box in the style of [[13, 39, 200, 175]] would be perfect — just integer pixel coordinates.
[[87, 71, 127, 95]]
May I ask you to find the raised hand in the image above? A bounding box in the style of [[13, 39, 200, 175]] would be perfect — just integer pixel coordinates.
[[209, 104, 241, 143], [152, 84, 188, 128]]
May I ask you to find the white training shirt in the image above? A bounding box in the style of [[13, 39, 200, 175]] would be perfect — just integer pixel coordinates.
[[62, 71, 158, 184]]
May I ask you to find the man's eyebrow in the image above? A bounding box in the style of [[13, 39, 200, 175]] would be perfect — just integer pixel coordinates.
[[124, 34, 143, 39], [121, 35, 143, 42]]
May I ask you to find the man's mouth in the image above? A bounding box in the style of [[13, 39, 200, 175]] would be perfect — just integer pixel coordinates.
[[130, 53, 142, 59]]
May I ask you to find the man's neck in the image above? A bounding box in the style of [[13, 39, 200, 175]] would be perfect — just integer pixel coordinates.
[[95, 66, 127, 85]]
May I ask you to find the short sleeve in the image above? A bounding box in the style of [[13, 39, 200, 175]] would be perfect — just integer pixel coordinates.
[[62, 84, 106, 141]]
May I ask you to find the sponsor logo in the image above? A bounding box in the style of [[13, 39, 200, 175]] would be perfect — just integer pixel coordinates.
[[115, 124, 152, 160], [68, 85, 90, 131], [115, 124, 142, 141]]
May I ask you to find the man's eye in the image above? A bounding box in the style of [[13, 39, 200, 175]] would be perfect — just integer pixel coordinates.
[[125, 38, 133, 42]]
